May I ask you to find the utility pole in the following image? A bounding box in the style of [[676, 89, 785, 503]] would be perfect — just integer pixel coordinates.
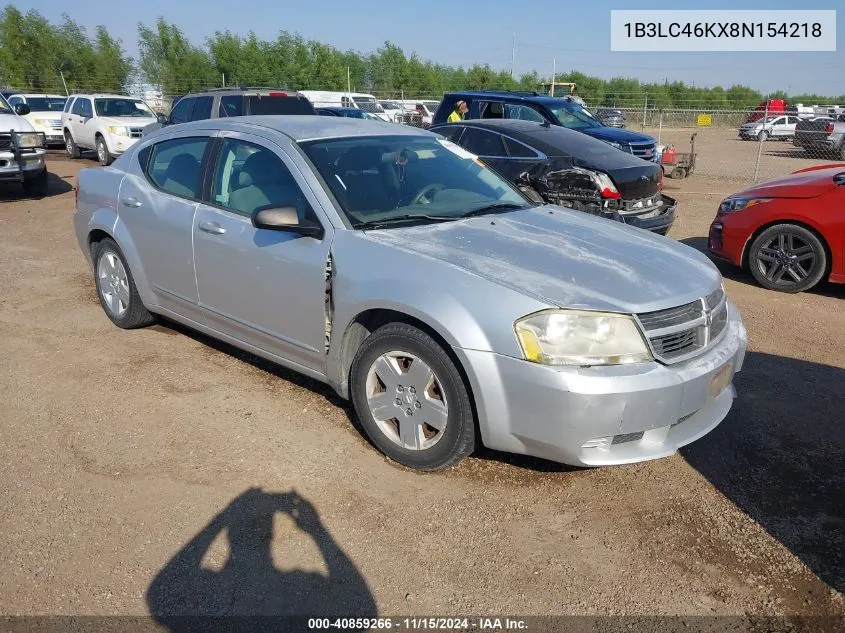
[[511, 32, 516, 79], [550, 58, 556, 97], [222, 73, 225, 88], [59, 71, 69, 96], [347, 66, 352, 94]]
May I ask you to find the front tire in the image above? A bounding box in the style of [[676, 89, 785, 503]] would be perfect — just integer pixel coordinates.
[[350, 323, 476, 471], [65, 131, 81, 159], [92, 238, 155, 328], [757, 129, 770, 142], [96, 135, 113, 166], [748, 224, 827, 293]]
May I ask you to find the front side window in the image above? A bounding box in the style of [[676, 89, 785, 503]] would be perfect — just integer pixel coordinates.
[[503, 137, 537, 158], [211, 139, 309, 219], [63, 97, 75, 113], [94, 98, 154, 118], [247, 95, 316, 115], [144, 137, 208, 199], [300, 135, 530, 229], [7, 95, 23, 106], [505, 104, 545, 122], [480, 102, 504, 119], [188, 96, 213, 121], [549, 104, 601, 130], [71, 98, 92, 117], [169, 97, 194, 124]]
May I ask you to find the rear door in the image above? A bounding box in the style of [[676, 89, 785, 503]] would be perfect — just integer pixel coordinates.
[[116, 131, 213, 322]]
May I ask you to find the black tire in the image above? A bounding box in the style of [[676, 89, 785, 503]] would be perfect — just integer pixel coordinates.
[[350, 323, 476, 471], [748, 224, 827, 293], [671, 167, 686, 179], [21, 169, 48, 198], [95, 135, 113, 166], [65, 130, 81, 159], [757, 129, 769, 142], [92, 238, 155, 329]]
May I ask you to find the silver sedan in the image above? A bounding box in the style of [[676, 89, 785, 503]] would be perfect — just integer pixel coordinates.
[[74, 116, 747, 470]]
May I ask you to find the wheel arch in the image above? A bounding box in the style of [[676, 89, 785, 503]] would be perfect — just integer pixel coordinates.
[[334, 307, 483, 448], [741, 218, 833, 280]]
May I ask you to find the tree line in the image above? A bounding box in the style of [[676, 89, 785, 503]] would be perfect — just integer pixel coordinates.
[[1, 4, 843, 110]]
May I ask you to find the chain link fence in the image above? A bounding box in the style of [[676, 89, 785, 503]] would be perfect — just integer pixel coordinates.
[[608, 107, 845, 186]]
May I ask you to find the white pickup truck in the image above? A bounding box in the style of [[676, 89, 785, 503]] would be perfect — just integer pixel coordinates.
[[0, 94, 48, 196], [61, 94, 158, 165]]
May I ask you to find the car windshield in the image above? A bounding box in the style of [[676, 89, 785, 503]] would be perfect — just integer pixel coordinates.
[[94, 98, 155, 117], [26, 97, 67, 112], [549, 103, 602, 130], [0, 95, 11, 114], [300, 135, 531, 229]]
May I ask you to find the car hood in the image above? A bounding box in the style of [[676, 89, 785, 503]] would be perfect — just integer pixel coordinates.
[[364, 206, 720, 314], [580, 126, 654, 144], [98, 116, 158, 127], [730, 166, 845, 199], [0, 113, 35, 133], [26, 111, 62, 121]]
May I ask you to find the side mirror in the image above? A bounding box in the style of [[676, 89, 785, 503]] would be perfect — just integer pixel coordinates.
[[251, 206, 324, 238], [834, 172, 845, 187], [156, 113, 168, 125], [14, 103, 30, 116]]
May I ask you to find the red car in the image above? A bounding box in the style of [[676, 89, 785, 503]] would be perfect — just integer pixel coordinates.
[[708, 164, 845, 293]]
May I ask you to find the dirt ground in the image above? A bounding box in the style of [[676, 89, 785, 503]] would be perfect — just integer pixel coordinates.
[[0, 153, 843, 626]]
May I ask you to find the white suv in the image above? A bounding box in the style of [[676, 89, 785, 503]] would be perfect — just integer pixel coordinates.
[[5, 94, 67, 146], [62, 94, 158, 165]]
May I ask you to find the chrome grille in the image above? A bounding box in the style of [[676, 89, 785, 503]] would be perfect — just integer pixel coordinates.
[[0, 133, 11, 151], [630, 142, 656, 161], [637, 286, 728, 363], [612, 431, 644, 445], [129, 127, 143, 138], [47, 120, 61, 130]]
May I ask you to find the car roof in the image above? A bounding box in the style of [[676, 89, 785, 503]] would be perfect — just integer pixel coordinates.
[[150, 115, 432, 142], [68, 94, 141, 99], [433, 119, 612, 157], [9, 93, 66, 98], [445, 91, 578, 107]]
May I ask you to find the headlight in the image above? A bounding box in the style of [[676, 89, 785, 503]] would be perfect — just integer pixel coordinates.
[[515, 310, 653, 366], [718, 197, 773, 214], [108, 126, 129, 137], [605, 141, 624, 150], [13, 132, 43, 148]]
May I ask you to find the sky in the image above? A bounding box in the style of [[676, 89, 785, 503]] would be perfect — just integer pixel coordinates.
[[9, 0, 844, 95]]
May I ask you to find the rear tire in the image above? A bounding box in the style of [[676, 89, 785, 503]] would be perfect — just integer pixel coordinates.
[[350, 323, 476, 471], [96, 135, 113, 166], [65, 131, 81, 159], [748, 224, 827, 293], [92, 238, 155, 329]]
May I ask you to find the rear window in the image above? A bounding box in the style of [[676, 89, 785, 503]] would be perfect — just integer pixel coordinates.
[[246, 95, 316, 115]]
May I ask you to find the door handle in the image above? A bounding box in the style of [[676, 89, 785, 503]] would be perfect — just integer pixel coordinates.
[[198, 221, 226, 235], [121, 197, 142, 208]]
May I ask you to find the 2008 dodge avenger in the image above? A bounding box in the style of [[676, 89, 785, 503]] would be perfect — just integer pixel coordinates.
[[74, 116, 747, 470]]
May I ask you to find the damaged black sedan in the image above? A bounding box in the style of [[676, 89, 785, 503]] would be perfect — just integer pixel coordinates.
[[430, 119, 675, 234]]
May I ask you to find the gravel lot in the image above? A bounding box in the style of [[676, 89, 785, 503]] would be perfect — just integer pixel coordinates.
[[0, 154, 843, 626]]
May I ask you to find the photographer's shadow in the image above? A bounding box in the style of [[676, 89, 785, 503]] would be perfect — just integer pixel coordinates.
[[147, 488, 377, 631]]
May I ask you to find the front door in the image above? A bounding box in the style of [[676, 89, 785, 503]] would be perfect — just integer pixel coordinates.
[[117, 133, 211, 322], [193, 132, 332, 374]]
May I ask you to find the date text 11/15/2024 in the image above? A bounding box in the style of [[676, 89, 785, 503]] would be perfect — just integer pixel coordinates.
[[307, 617, 529, 630]]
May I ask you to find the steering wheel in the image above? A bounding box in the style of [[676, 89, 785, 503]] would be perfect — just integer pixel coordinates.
[[407, 183, 445, 206]]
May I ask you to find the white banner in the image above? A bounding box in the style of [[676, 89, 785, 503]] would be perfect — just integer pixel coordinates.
[[610, 10, 836, 52]]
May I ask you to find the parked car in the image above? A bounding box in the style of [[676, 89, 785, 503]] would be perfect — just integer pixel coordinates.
[[316, 107, 384, 121], [143, 87, 317, 137], [62, 94, 158, 165], [430, 119, 675, 234], [5, 93, 66, 146], [300, 91, 388, 120], [378, 100, 405, 123], [74, 116, 746, 470], [738, 115, 800, 141], [594, 107, 626, 128], [434, 92, 658, 162], [744, 98, 787, 123], [708, 163, 845, 293], [793, 115, 845, 159], [399, 101, 440, 127], [0, 94, 49, 196]]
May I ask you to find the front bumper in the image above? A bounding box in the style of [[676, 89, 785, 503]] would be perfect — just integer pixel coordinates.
[[0, 148, 47, 183], [455, 304, 747, 467], [105, 134, 141, 155]]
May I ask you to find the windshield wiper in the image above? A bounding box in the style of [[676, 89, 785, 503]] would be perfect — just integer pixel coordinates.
[[460, 202, 526, 219], [356, 214, 457, 229]]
